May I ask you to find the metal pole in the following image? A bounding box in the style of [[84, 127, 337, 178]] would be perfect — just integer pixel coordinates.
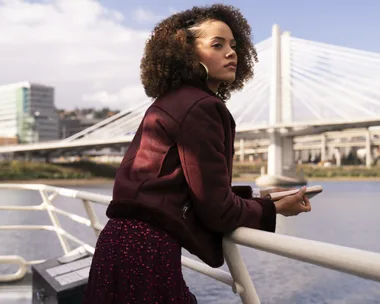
[[239, 139, 245, 162], [39, 190, 71, 254], [268, 24, 283, 177], [223, 239, 261, 304], [366, 129, 372, 168], [82, 199, 101, 237]]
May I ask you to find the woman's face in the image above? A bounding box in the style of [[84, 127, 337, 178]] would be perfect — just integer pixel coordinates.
[[193, 20, 237, 92]]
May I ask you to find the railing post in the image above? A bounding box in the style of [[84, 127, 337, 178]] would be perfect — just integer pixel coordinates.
[[39, 190, 71, 254], [82, 199, 101, 237], [223, 239, 261, 304]]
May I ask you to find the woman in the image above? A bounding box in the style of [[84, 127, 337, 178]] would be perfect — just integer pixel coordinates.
[[84, 4, 311, 304]]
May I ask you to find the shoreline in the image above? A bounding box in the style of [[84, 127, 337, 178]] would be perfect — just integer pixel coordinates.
[[0, 176, 380, 187], [233, 175, 380, 182], [0, 178, 115, 186], [307, 177, 380, 182]]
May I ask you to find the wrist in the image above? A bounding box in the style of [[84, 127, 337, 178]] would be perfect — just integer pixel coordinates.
[[274, 201, 283, 214]]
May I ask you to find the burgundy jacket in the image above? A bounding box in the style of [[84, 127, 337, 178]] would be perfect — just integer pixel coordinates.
[[106, 83, 276, 268]]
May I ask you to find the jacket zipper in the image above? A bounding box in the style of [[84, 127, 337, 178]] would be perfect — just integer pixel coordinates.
[[182, 201, 191, 219]]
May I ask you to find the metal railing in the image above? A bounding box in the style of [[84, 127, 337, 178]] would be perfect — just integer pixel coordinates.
[[1, 183, 380, 304]]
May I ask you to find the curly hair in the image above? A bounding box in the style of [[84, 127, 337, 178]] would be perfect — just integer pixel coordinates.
[[140, 4, 258, 101]]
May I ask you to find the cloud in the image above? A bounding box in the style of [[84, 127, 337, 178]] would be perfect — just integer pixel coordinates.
[[131, 7, 165, 24], [82, 86, 148, 107], [0, 0, 151, 109]]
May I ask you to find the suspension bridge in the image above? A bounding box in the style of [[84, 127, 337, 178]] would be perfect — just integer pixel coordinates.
[[1, 24, 380, 185]]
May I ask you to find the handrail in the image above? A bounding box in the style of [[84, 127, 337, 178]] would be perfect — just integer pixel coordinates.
[[0, 256, 28, 282], [227, 227, 380, 282], [0, 183, 111, 204], [1, 183, 380, 304]]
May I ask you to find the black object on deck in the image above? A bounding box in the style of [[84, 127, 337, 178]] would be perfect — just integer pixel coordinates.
[[31, 253, 92, 304]]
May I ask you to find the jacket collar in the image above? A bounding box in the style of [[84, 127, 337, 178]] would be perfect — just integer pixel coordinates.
[[184, 79, 236, 130], [184, 79, 218, 99]]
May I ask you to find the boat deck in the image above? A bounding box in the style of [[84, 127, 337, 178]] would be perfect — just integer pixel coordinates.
[[0, 271, 33, 303]]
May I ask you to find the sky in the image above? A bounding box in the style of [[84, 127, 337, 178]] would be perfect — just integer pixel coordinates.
[[0, 0, 379, 110]]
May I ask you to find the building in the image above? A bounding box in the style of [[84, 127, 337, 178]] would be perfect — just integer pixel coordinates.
[[58, 108, 120, 140], [0, 82, 59, 144], [59, 118, 82, 139], [59, 118, 103, 139]]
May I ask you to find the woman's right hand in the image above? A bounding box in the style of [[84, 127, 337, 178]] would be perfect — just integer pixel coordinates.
[[274, 186, 311, 217]]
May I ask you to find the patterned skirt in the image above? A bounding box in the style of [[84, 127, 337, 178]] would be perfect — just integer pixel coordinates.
[[83, 218, 197, 304]]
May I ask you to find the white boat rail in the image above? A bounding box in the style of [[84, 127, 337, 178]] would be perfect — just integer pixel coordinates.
[[0, 183, 380, 304]]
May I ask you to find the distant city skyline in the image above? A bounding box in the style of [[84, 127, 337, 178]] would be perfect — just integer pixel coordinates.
[[1, 0, 379, 110]]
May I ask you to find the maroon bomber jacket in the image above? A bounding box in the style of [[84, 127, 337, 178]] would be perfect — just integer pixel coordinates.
[[106, 83, 276, 268]]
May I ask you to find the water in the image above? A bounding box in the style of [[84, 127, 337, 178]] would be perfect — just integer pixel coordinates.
[[1, 181, 380, 304]]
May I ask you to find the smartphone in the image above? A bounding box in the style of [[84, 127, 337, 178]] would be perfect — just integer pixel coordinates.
[[267, 185, 323, 201]]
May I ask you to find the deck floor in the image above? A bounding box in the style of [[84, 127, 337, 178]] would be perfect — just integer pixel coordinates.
[[0, 272, 32, 304]]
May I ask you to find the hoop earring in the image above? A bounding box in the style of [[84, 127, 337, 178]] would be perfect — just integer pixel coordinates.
[[199, 62, 209, 80]]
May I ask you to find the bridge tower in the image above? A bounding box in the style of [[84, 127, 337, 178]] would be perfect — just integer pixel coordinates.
[[256, 25, 306, 187]]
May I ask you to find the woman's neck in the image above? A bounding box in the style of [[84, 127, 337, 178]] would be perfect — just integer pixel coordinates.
[[206, 79, 220, 93]]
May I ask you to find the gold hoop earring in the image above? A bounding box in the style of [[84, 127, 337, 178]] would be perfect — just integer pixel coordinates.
[[199, 62, 209, 80]]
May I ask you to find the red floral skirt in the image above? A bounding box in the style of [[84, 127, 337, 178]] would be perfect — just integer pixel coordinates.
[[83, 218, 196, 304]]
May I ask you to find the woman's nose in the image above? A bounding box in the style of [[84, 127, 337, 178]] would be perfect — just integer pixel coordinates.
[[226, 48, 236, 59]]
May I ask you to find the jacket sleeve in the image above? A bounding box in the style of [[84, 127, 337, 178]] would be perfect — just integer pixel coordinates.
[[231, 185, 253, 199], [177, 98, 276, 234]]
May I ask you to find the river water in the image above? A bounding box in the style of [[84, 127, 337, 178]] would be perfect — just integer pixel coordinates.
[[1, 180, 380, 304]]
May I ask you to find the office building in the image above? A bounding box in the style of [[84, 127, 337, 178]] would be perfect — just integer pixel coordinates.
[[0, 82, 59, 143]]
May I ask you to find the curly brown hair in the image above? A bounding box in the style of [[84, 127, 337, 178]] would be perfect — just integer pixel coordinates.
[[140, 4, 258, 101]]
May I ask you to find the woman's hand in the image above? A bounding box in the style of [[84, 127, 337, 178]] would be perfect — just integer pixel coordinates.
[[274, 186, 311, 216]]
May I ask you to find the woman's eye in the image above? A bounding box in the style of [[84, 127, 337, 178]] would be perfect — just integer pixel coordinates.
[[231, 45, 237, 50], [212, 43, 222, 48]]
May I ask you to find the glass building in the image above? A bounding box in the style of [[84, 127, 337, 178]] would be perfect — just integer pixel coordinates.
[[0, 82, 59, 143]]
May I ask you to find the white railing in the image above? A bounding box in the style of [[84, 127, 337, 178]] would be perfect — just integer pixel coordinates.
[[1, 184, 380, 304]]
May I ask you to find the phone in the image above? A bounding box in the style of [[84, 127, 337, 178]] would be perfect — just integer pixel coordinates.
[[267, 185, 323, 201]]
